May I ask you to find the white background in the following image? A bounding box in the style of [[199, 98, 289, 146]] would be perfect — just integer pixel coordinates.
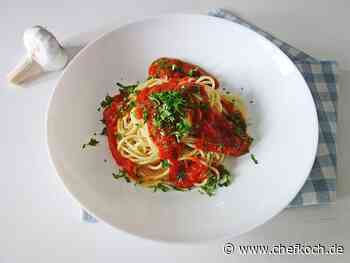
[[0, 1, 349, 262]]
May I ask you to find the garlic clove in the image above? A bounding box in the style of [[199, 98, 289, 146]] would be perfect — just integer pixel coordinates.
[[8, 25, 68, 86], [7, 56, 43, 85]]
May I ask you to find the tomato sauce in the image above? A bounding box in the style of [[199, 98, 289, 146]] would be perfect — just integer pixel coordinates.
[[103, 94, 138, 179], [148, 57, 219, 88]]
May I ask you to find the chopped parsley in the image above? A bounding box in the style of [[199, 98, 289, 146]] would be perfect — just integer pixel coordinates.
[[188, 67, 198, 77], [112, 170, 130, 183], [100, 127, 107, 136], [199, 166, 233, 196], [199, 103, 209, 110], [250, 154, 258, 164], [100, 94, 113, 109], [173, 119, 191, 142], [127, 100, 136, 109], [176, 169, 186, 181], [116, 82, 138, 95], [153, 183, 171, 192], [116, 133, 123, 140], [161, 160, 170, 169], [82, 138, 99, 149], [234, 126, 244, 136], [143, 110, 148, 123], [150, 91, 191, 140], [171, 64, 183, 73]]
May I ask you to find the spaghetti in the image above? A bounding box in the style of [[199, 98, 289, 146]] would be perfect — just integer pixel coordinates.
[[101, 58, 253, 195]]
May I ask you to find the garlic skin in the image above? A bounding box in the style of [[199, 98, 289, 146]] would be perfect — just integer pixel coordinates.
[[8, 25, 68, 85]]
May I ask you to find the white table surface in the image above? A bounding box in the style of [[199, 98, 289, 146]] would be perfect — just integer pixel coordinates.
[[0, 1, 349, 262]]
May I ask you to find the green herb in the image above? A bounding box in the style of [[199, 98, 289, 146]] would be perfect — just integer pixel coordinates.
[[100, 127, 107, 136], [188, 67, 198, 77], [199, 174, 218, 196], [170, 63, 183, 73], [150, 91, 185, 123], [128, 100, 136, 109], [157, 58, 168, 69], [199, 103, 209, 110], [97, 107, 101, 112], [153, 183, 171, 192], [116, 82, 138, 95], [116, 133, 122, 140], [226, 112, 246, 131], [217, 166, 232, 187], [176, 169, 186, 181], [100, 94, 113, 109], [135, 123, 141, 128], [150, 91, 192, 140], [161, 160, 170, 169], [143, 110, 148, 123], [250, 154, 258, 164], [199, 166, 233, 196], [234, 126, 244, 136], [172, 119, 191, 142], [82, 138, 99, 149], [112, 170, 130, 183]]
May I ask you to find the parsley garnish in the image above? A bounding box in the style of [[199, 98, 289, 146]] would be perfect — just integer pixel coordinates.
[[143, 110, 148, 123], [100, 94, 113, 109], [116, 82, 138, 95], [250, 154, 258, 164], [161, 160, 170, 169], [188, 67, 198, 77], [82, 138, 99, 149], [199, 166, 233, 196], [112, 170, 130, 183], [153, 183, 171, 192], [150, 91, 191, 140], [176, 169, 186, 181], [100, 127, 107, 136], [172, 119, 191, 142], [128, 100, 136, 109], [116, 133, 122, 140], [171, 64, 183, 73]]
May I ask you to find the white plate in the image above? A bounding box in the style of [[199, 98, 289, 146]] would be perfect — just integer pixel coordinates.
[[46, 14, 318, 243]]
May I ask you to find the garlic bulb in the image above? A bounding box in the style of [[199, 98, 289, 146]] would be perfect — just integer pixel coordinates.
[[7, 25, 68, 85]]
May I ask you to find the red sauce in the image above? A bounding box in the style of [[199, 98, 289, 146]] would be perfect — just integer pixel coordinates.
[[148, 57, 219, 88], [103, 94, 138, 180]]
